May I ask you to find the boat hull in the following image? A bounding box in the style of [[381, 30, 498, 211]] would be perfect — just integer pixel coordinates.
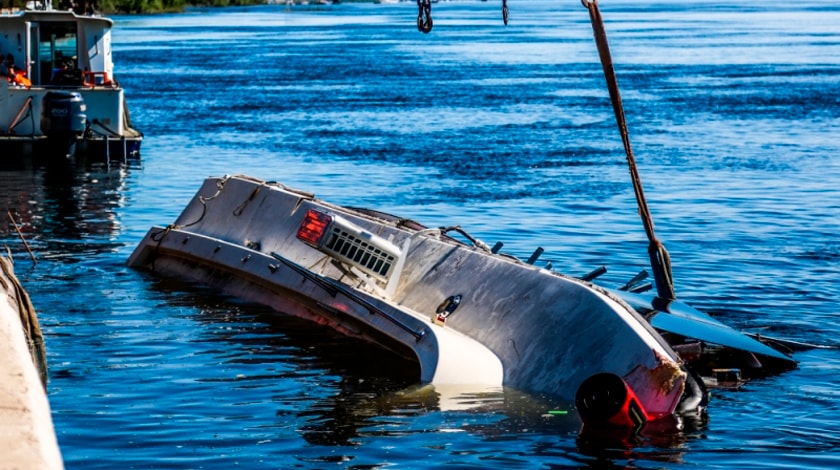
[[128, 175, 690, 420], [0, 133, 141, 161]]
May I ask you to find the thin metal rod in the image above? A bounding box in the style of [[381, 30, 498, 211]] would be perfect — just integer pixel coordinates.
[[7, 211, 37, 266]]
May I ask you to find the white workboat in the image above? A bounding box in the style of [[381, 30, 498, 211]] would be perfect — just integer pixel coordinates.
[[128, 174, 796, 435], [0, 5, 142, 160]]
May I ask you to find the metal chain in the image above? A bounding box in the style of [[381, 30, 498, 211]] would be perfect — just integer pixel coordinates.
[[417, 0, 433, 33], [415, 0, 509, 32]]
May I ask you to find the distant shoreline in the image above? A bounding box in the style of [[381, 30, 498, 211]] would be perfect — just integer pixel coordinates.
[[2, 0, 366, 16], [104, 0, 392, 16]]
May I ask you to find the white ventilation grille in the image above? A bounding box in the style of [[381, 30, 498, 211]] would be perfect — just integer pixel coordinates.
[[298, 209, 401, 282]]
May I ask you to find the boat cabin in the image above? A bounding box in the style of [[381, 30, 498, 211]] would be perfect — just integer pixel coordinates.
[[1, 7, 141, 160], [0, 9, 114, 88]]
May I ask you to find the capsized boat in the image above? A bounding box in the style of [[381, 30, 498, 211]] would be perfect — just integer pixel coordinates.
[[128, 174, 796, 434], [0, 4, 142, 160], [130, 0, 802, 435]]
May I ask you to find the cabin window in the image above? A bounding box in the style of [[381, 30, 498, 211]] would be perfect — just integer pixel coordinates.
[[36, 21, 79, 86]]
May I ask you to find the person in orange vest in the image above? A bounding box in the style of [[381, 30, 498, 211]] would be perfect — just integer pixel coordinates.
[[1, 54, 31, 87]]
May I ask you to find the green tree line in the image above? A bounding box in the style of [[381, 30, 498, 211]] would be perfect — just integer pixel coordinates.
[[96, 0, 267, 14], [8, 0, 267, 14]]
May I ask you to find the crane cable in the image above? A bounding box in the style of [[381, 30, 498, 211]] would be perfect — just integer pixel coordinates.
[[582, 0, 676, 301]]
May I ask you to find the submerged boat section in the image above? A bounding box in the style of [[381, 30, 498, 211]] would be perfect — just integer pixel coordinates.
[[129, 175, 742, 430]]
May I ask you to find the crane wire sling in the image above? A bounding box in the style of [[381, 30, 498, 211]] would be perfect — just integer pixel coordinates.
[[583, 0, 676, 301]]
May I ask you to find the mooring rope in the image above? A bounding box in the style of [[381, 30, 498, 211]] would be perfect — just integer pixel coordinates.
[[6, 96, 33, 135], [150, 175, 234, 245], [0, 255, 48, 389], [89, 118, 121, 137]]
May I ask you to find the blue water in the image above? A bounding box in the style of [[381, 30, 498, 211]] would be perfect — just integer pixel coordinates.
[[1, 1, 839, 468]]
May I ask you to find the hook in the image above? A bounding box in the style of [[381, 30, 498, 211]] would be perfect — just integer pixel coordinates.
[[417, 0, 433, 33]]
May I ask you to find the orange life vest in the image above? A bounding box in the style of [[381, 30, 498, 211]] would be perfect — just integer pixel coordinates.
[[12, 71, 31, 87]]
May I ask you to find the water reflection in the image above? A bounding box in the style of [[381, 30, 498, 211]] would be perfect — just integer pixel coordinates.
[[0, 155, 136, 260], [144, 276, 708, 467]]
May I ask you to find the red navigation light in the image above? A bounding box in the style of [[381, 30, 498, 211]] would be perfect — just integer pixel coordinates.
[[297, 209, 332, 247]]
